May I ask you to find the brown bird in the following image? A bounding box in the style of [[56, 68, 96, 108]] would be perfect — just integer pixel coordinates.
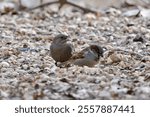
[[72, 45, 103, 67], [50, 34, 73, 66]]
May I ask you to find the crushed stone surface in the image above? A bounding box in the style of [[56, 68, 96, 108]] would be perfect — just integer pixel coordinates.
[[0, 6, 150, 99]]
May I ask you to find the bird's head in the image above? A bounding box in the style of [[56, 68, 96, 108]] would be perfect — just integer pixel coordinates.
[[90, 45, 104, 58], [53, 34, 69, 44]]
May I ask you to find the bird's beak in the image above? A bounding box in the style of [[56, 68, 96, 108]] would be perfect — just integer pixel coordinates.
[[65, 35, 70, 41], [65, 35, 69, 38]]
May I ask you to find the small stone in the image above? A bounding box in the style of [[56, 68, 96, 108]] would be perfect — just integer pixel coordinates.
[[0, 62, 10, 68], [123, 9, 140, 17], [133, 35, 144, 43], [22, 64, 29, 70]]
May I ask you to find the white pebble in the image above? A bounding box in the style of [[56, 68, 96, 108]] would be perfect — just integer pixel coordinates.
[[22, 64, 29, 70], [0, 62, 10, 68]]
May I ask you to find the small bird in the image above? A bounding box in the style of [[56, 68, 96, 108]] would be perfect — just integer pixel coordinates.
[[72, 45, 103, 67], [50, 34, 73, 66]]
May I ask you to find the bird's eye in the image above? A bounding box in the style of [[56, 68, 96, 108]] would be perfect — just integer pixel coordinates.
[[61, 36, 64, 39], [61, 36, 67, 40]]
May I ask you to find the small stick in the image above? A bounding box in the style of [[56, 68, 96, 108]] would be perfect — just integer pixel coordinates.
[[27, 1, 59, 11], [66, 1, 97, 14], [27, 0, 98, 14]]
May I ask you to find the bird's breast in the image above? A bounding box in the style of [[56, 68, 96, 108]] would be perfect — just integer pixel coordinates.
[[50, 44, 72, 62]]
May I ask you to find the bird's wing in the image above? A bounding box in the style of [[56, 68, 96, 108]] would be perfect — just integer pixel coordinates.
[[63, 44, 73, 56], [70, 47, 90, 59], [71, 51, 85, 60]]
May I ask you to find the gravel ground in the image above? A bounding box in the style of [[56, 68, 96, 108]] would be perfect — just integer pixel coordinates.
[[0, 5, 150, 99]]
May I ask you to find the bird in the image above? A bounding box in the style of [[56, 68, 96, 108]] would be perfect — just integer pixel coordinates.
[[72, 45, 104, 67], [50, 34, 73, 66]]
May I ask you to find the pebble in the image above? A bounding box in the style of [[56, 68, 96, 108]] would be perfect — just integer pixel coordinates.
[[22, 64, 29, 70], [0, 62, 10, 68], [0, 4, 149, 100]]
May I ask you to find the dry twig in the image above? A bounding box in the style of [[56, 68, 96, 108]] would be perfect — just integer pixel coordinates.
[[27, 0, 98, 14]]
